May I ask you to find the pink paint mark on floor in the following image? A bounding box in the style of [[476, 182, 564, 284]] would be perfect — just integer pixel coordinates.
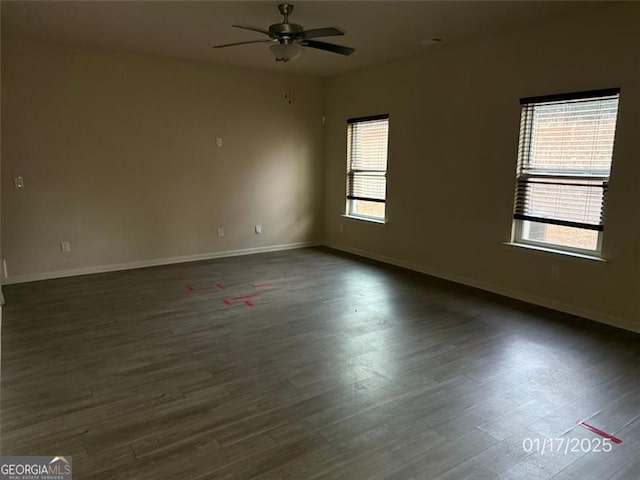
[[578, 421, 623, 444], [231, 293, 260, 301]]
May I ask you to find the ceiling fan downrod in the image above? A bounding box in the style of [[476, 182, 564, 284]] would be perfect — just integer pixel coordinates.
[[278, 3, 294, 24]]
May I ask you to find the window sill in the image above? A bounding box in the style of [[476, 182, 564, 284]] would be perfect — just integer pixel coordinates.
[[342, 214, 387, 225], [503, 242, 606, 263]]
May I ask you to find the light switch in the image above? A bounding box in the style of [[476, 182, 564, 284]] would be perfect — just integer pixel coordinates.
[[255, 225, 262, 234]]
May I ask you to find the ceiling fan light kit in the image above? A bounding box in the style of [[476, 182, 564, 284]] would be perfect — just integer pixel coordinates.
[[270, 42, 303, 63], [212, 3, 355, 63]]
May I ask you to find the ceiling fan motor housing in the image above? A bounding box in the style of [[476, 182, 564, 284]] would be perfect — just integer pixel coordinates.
[[271, 3, 303, 41], [269, 22, 304, 39]]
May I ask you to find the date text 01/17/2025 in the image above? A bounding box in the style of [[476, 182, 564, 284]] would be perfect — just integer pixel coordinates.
[[522, 437, 614, 455]]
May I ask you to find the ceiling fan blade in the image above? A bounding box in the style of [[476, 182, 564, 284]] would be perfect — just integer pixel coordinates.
[[212, 39, 273, 49], [232, 24, 271, 36], [300, 27, 345, 39], [301, 40, 355, 56]]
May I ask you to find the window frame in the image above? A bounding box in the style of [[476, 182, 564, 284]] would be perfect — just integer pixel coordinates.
[[512, 218, 604, 257], [510, 88, 620, 257], [345, 114, 390, 223]]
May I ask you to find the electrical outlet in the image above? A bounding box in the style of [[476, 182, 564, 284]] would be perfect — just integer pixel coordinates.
[[217, 227, 224, 238], [216, 137, 223, 147], [14, 176, 24, 189], [255, 225, 262, 234], [61, 241, 71, 253]]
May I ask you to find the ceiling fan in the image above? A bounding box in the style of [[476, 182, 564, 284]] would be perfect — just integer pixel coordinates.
[[212, 3, 355, 62]]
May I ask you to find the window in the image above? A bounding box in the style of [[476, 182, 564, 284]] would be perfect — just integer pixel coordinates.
[[512, 88, 620, 255], [346, 114, 389, 222]]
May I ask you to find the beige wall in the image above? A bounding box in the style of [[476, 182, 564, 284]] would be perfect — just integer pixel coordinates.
[[324, 4, 640, 331], [1, 40, 324, 282]]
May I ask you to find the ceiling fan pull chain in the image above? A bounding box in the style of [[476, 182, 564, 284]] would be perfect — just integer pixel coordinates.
[[286, 63, 293, 105]]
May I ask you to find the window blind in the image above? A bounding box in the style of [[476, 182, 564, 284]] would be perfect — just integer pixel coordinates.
[[346, 114, 389, 203], [513, 89, 619, 232]]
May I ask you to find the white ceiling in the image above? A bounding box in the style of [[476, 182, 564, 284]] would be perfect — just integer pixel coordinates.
[[1, 1, 607, 76]]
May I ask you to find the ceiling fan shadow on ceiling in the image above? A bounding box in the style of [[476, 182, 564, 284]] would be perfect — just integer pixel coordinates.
[[212, 3, 355, 63]]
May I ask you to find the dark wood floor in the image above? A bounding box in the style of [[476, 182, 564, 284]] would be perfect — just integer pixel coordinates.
[[1, 247, 639, 479]]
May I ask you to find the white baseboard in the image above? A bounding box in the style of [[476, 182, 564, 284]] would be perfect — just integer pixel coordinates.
[[324, 241, 639, 334], [5, 240, 637, 334], [4, 241, 321, 285]]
